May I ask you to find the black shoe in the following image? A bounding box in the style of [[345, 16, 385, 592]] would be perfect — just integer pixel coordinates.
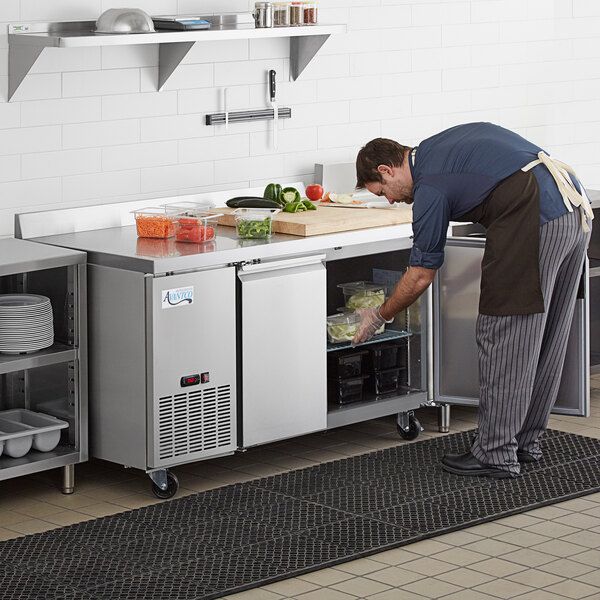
[[517, 450, 539, 463], [441, 451, 515, 479]]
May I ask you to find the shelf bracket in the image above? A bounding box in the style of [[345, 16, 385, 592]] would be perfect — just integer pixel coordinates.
[[8, 44, 45, 101], [290, 34, 331, 81], [158, 41, 196, 91]]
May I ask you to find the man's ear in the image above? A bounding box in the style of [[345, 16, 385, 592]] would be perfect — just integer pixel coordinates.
[[377, 164, 393, 178]]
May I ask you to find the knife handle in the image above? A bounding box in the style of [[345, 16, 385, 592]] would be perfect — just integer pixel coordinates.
[[269, 70, 276, 102]]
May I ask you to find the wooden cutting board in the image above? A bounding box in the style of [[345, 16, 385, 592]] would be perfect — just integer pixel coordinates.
[[213, 205, 413, 237]]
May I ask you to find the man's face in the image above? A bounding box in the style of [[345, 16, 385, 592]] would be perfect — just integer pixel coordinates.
[[365, 165, 414, 205]]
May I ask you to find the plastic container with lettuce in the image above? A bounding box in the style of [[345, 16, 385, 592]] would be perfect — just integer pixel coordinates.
[[337, 281, 388, 336]]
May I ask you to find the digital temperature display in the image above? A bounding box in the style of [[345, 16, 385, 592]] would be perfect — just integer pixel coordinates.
[[180, 374, 200, 387]]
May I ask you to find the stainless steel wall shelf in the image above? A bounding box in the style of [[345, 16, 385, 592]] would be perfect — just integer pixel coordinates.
[[7, 20, 346, 101]]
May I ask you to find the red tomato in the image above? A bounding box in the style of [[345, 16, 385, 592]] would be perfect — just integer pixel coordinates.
[[306, 184, 324, 201]]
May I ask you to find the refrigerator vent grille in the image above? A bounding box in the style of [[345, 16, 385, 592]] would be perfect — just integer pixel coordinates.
[[158, 385, 232, 460]]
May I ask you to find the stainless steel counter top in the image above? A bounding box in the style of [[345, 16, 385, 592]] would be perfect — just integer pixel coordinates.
[[33, 221, 415, 274]]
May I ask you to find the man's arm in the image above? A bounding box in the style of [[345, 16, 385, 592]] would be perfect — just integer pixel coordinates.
[[379, 266, 437, 321], [352, 266, 437, 344]]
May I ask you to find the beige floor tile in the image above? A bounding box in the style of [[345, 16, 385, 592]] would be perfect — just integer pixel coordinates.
[[501, 548, 557, 568], [512, 591, 572, 600], [544, 580, 599, 599], [365, 589, 428, 600], [492, 530, 551, 548], [262, 578, 318, 597], [402, 576, 463, 598], [332, 558, 388, 576], [560, 530, 600, 549], [554, 512, 600, 530], [293, 588, 357, 600], [369, 547, 423, 566], [400, 556, 456, 576], [331, 575, 391, 597], [531, 540, 589, 558], [438, 590, 491, 600], [75, 502, 129, 518], [223, 589, 283, 599], [401, 538, 453, 556], [581, 505, 600, 518], [555, 498, 599, 513], [0, 510, 32, 527], [474, 578, 534, 598], [298, 569, 353, 587], [364, 566, 424, 587], [470, 557, 527, 577], [435, 568, 495, 587], [464, 538, 522, 557], [538, 559, 596, 578], [525, 505, 573, 521], [430, 547, 488, 567], [496, 513, 545, 528], [523, 521, 581, 538], [570, 548, 600, 567], [575, 568, 600, 587], [110, 493, 167, 509], [41, 510, 96, 527], [434, 530, 483, 546], [12, 501, 66, 519], [5, 519, 59, 535], [507, 568, 565, 588], [466, 521, 515, 537], [0, 527, 22, 541]]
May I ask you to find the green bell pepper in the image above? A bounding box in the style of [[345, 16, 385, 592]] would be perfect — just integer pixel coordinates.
[[302, 198, 317, 210], [263, 183, 283, 205], [282, 201, 308, 213], [279, 186, 301, 206]]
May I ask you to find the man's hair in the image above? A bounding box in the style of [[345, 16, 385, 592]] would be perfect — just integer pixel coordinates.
[[356, 138, 411, 188]]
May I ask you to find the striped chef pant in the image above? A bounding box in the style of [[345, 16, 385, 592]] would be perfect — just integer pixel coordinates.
[[471, 209, 591, 475]]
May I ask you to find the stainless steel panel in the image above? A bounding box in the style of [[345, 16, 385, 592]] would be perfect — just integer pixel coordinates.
[[149, 267, 237, 468], [88, 265, 148, 470], [434, 238, 590, 416], [240, 255, 327, 447]]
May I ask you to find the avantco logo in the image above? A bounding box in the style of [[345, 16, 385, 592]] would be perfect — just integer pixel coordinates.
[[162, 286, 194, 309]]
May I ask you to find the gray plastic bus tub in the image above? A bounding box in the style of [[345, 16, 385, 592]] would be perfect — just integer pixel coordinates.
[[0, 409, 68, 457]]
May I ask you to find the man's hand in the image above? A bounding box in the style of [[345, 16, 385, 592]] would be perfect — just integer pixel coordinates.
[[352, 307, 386, 344]]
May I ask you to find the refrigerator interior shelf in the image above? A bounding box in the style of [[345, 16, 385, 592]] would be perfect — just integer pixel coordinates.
[[326, 329, 412, 353]]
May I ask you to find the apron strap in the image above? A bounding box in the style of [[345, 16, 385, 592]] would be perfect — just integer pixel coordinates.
[[522, 151, 594, 232]]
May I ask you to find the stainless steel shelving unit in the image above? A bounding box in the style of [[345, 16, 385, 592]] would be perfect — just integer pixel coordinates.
[[0, 238, 87, 493], [8, 20, 346, 100]]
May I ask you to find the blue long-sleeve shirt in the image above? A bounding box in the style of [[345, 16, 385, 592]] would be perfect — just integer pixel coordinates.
[[408, 122, 571, 270]]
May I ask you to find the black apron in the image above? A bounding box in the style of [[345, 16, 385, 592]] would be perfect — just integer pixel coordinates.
[[455, 169, 544, 316]]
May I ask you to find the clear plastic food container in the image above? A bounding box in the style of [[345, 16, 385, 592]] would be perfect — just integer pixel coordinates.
[[232, 208, 280, 239], [131, 207, 179, 239], [162, 200, 215, 215], [336, 306, 384, 335], [337, 281, 387, 310], [174, 212, 222, 243], [327, 312, 361, 343]]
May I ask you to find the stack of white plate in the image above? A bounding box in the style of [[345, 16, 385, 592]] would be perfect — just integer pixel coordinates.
[[0, 294, 54, 355]]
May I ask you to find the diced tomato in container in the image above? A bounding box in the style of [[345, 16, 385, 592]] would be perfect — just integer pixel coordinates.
[[174, 212, 222, 244]]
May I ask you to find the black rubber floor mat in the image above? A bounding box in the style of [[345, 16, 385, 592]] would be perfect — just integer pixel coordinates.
[[1, 429, 600, 600]]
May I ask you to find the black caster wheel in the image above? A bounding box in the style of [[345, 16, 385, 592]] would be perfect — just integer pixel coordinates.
[[397, 415, 421, 440], [151, 472, 179, 499]]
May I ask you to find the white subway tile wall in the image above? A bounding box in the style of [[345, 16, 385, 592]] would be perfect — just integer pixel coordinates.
[[0, 0, 599, 236]]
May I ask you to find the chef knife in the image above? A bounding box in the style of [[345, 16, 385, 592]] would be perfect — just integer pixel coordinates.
[[269, 69, 278, 149]]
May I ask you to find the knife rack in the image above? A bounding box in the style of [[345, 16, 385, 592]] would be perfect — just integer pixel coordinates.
[[205, 107, 291, 126]]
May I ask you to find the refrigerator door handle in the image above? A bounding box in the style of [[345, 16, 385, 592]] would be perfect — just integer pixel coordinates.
[[238, 254, 326, 275]]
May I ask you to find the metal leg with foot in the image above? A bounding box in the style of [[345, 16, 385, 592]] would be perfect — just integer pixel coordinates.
[[61, 464, 74, 494], [438, 403, 450, 433]]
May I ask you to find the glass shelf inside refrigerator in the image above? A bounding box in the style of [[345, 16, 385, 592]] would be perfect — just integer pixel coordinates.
[[326, 329, 411, 352]]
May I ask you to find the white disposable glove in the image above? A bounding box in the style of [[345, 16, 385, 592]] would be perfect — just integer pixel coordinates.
[[352, 306, 391, 344]]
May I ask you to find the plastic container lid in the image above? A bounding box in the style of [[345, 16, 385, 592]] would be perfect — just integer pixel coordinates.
[[162, 200, 215, 215], [231, 207, 280, 221], [337, 281, 387, 294]]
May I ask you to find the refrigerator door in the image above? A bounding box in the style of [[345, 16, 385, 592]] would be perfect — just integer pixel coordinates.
[[433, 238, 589, 416], [239, 254, 327, 447], [149, 266, 237, 469]]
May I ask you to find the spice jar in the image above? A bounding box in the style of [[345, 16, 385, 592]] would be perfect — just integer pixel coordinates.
[[290, 2, 303, 26], [273, 2, 290, 27], [254, 2, 273, 28], [303, 2, 317, 25]]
